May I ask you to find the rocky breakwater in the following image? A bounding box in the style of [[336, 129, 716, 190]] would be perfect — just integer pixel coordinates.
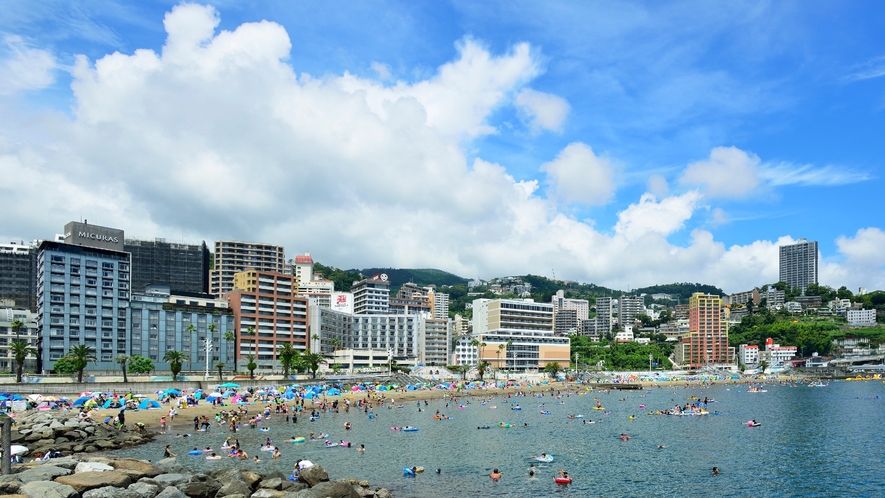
[[0, 453, 393, 498], [10, 410, 154, 456]]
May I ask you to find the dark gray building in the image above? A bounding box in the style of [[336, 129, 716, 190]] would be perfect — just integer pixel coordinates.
[[779, 239, 818, 293], [125, 239, 210, 294], [0, 242, 38, 311]]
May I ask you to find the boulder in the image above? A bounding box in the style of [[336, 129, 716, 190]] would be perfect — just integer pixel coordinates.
[[152, 474, 192, 488], [17, 465, 72, 483], [82, 486, 142, 498], [157, 458, 186, 474], [216, 480, 252, 497], [297, 466, 328, 487], [75, 461, 115, 473], [0, 474, 23, 494], [373, 489, 392, 498], [284, 482, 307, 493], [55, 470, 132, 493], [249, 490, 286, 498], [258, 478, 283, 490], [19, 480, 79, 498], [208, 469, 242, 484], [39, 457, 79, 470], [178, 478, 221, 498], [240, 471, 262, 488], [127, 481, 160, 498], [111, 459, 164, 480], [306, 482, 360, 498], [155, 486, 189, 498]]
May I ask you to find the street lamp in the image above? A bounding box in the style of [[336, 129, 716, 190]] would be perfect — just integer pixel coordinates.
[[387, 349, 392, 377], [203, 339, 213, 379]]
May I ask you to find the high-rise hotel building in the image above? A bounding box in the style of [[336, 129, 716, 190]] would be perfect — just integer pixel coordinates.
[[37, 222, 131, 372], [210, 241, 285, 297], [779, 239, 818, 293], [674, 292, 733, 367]]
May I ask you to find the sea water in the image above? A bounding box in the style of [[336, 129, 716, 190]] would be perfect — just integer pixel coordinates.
[[113, 381, 885, 497]]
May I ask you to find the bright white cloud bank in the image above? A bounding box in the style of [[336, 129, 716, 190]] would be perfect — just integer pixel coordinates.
[[0, 3, 883, 294]]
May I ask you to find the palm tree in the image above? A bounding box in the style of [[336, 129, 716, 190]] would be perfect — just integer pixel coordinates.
[[497, 344, 505, 374], [311, 333, 320, 351], [115, 354, 130, 383], [505, 340, 513, 379], [301, 350, 327, 379], [543, 362, 563, 379], [215, 361, 225, 381], [208, 323, 218, 337], [330, 338, 341, 351], [246, 354, 257, 379], [476, 360, 491, 381], [10, 340, 37, 383], [66, 344, 97, 383], [10, 319, 25, 341], [163, 350, 188, 381], [277, 343, 299, 378], [224, 329, 236, 367]]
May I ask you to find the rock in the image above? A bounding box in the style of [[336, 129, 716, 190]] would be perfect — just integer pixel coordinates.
[[207, 469, 242, 484], [373, 489, 392, 498], [152, 474, 192, 488], [54, 437, 70, 444], [299, 482, 360, 498], [216, 480, 252, 497], [111, 459, 164, 480], [240, 471, 262, 488], [55, 470, 132, 493], [64, 419, 80, 428], [19, 480, 79, 498], [73, 444, 85, 452], [40, 457, 79, 470], [75, 461, 115, 473], [258, 478, 283, 490], [0, 474, 23, 494], [128, 481, 160, 498], [178, 478, 221, 498], [155, 486, 188, 498], [157, 458, 186, 474], [283, 482, 307, 493], [249, 490, 286, 498], [16, 465, 72, 483], [297, 466, 328, 487], [358, 481, 369, 488], [50, 421, 65, 430], [94, 440, 118, 449], [82, 486, 142, 498]]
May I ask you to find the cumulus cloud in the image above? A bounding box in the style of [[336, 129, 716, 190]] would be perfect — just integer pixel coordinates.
[[0, 35, 56, 95], [614, 191, 702, 241], [541, 142, 615, 205], [1, 4, 883, 295], [680, 146, 760, 198], [514, 87, 570, 132]]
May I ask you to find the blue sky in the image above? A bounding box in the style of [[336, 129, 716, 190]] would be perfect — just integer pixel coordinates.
[[1, 1, 884, 293]]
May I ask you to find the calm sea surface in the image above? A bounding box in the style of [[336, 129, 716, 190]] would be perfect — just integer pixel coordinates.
[[113, 380, 885, 497]]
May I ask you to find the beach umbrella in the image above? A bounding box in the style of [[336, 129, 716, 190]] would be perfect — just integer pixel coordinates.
[[10, 394, 23, 401], [72, 396, 91, 406], [10, 445, 28, 455], [28, 394, 43, 402], [162, 389, 181, 397]]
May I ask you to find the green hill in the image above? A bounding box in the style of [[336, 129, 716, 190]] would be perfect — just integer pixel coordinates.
[[358, 268, 469, 288]]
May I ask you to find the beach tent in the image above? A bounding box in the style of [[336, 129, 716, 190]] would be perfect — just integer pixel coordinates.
[[230, 395, 246, 404], [138, 399, 162, 410], [72, 396, 92, 406], [102, 399, 123, 409], [206, 392, 222, 402], [325, 388, 341, 396], [162, 389, 181, 397]]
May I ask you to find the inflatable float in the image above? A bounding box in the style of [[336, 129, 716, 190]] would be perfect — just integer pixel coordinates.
[[535, 455, 553, 463], [554, 477, 572, 484], [289, 437, 305, 443]]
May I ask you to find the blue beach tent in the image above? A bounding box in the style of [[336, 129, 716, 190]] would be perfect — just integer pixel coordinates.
[[138, 399, 162, 410]]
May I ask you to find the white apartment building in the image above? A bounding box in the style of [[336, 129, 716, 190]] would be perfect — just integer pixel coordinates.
[[551, 290, 590, 320], [594, 297, 613, 336], [289, 254, 335, 307], [847, 309, 877, 327], [351, 274, 390, 315], [618, 295, 644, 327], [760, 344, 797, 368], [738, 344, 759, 366], [472, 298, 570, 371], [0, 307, 38, 373], [429, 290, 449, 320]]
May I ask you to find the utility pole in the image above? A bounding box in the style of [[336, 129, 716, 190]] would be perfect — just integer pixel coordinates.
[[203, 339, 213, 379]]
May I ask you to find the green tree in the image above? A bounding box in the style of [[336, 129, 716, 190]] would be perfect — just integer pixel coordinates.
[[302, 350, 327, 379], [66, 344, 97, 383], [246, 354, 257, 379], [10, 340, 37, 383], [476, 360, 491, 381], [543, 362, 563, 378], [163, 350, 188, 381], [277, 343, 300, 377], [215, 361, 225, 381], [759, 360, 768, 374], [497, 343, 505, 373], [114, 354, 130, 383], [10, 319, 25, 341], [128, 355, 155, 374], [52, 356, 78, 375], [224, 329, 236, 368]]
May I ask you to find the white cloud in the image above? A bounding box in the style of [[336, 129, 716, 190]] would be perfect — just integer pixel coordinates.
[[0, 35, 56, 95], [370, 61, 391, 80], [541, 142, 615, 205], [844, 56, 885, 82], [647, 174, 668, 197], [614, 191, 701, 241], [759, 162, 871, 186], [514, 87, 570, 132], [679, 146, 760, 198]]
